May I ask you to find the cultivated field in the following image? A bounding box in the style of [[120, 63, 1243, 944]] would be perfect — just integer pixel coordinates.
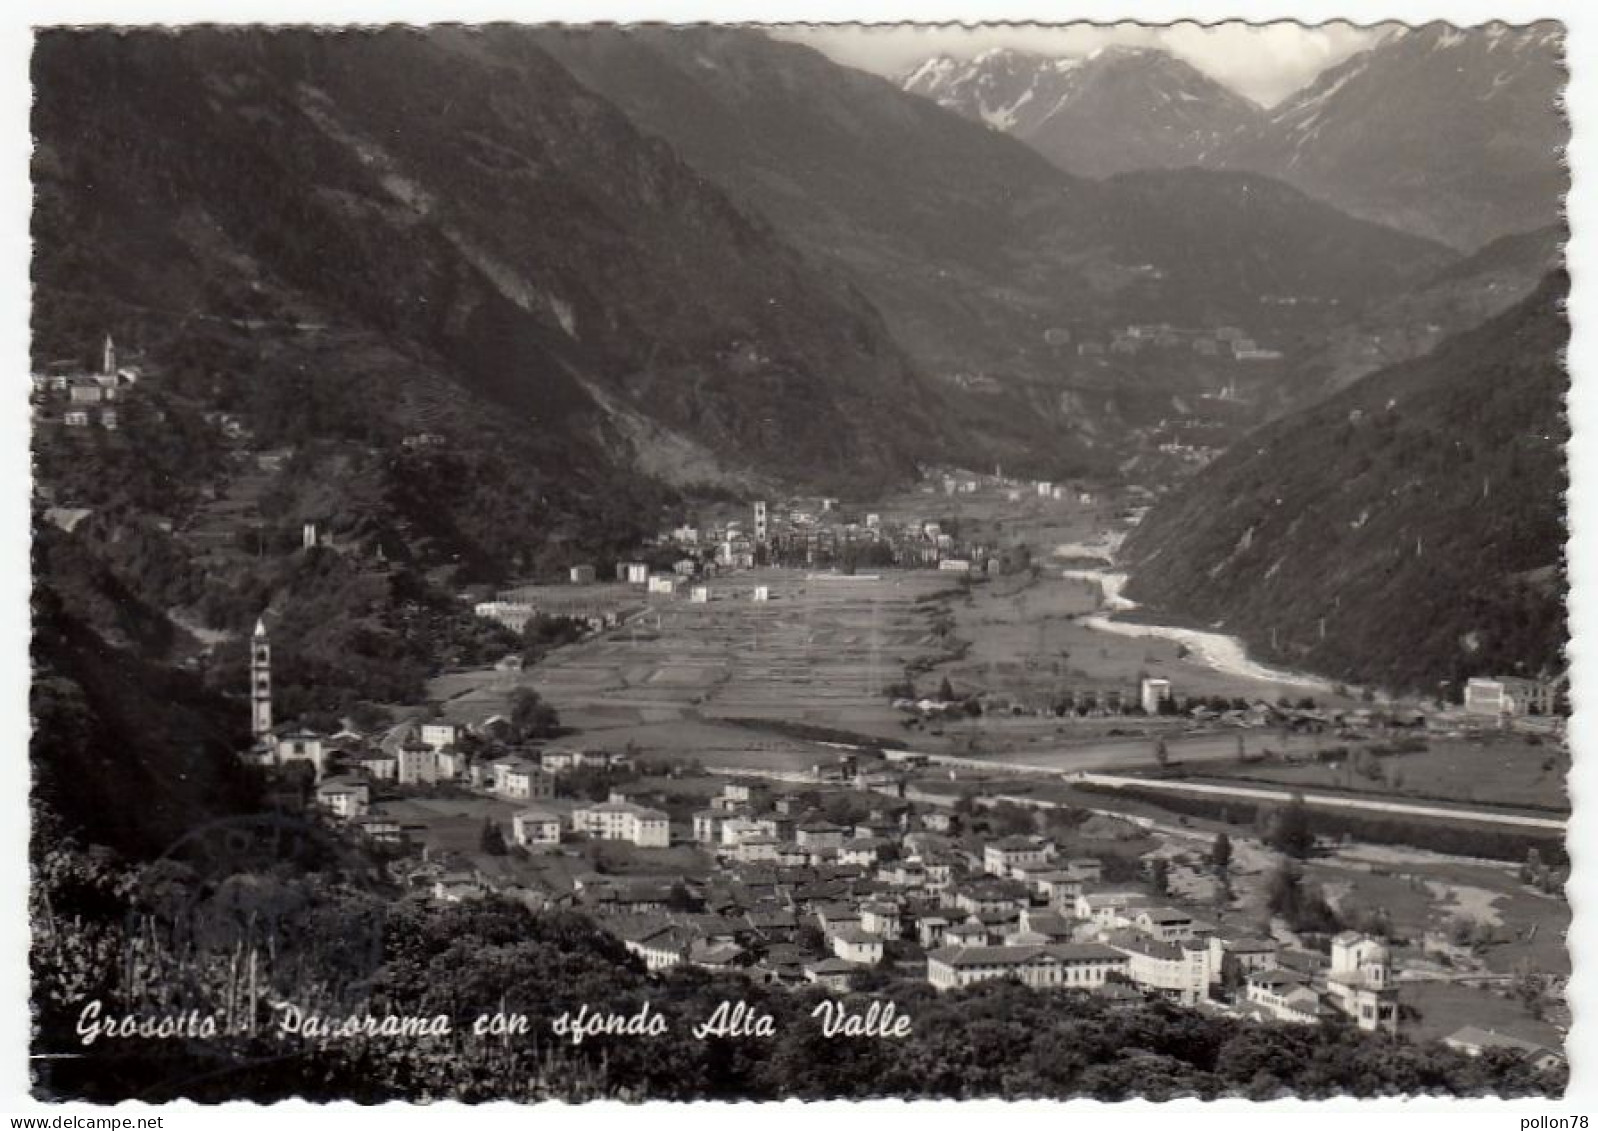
[[429, 568, 965, 766], [1184, 734, 1569, 813]]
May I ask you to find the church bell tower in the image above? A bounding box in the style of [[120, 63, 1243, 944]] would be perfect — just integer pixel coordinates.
[[251, 617, 273, 745]]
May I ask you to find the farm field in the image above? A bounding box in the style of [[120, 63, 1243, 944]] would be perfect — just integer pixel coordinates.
[[380, 792, 570, 857], [1185, 734, 1569, 813], [935, 567, 1346, 713], [426, 489, 1371, 771], [430, 568, 967, 762], [379, 791, 719, 889], [1402, 981, 1565, 1049]]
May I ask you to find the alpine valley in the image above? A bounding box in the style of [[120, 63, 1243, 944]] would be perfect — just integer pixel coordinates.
[[28, 24, 1573, 1105], [30, 22, 1570, 844]]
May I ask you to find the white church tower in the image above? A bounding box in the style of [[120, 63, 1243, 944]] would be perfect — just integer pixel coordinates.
[[251, 617, 274, 744]]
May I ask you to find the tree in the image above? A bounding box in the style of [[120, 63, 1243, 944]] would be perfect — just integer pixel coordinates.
[[1265, 858, 1340, 934], [938, 676, 955, 703], [666, 882, 696, 912], [1210, 832, 1233, 872], [1149, 857, 1169, 897], [1265, 795, 1315, 859], [509, 687, 560, 741], [1512, 962, 1548, 1020], [480, 818, 507, 856], [1154, 737, 1170, 767]]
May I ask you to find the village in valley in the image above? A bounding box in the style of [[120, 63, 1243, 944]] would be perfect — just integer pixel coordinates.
[[224, 450, 1570, 1075]]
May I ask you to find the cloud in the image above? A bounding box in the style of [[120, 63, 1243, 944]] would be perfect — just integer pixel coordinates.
[[772, 21, 1393, 106]]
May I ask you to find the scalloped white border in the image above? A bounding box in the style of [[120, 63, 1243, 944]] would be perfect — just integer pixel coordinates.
[[2, 1, 1588, 1123]]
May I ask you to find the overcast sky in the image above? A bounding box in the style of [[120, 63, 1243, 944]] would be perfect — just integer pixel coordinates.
[[771, 22, 1394, 107]]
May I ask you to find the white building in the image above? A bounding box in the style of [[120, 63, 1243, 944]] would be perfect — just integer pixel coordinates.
[[1326, 932, 1399, 1033], [316, 777, 370, 820], [860, 902, 901, 938], [574, 801, 671, 847], [419, 721, 459, 751], [719, 816, 765, 847], [474, 601, 536, 633], [1243, 968, 1327, 1025], [1140, 677, 1173, 716], [1074, 890, 1149, 927], [512, 807, 562, 847], [1133, 906, 1196, 943], [492, 756, 553, 801], [926, 943, 1129, 992], [357, 752, 398, 782], [829, 926, 884, 965], [276, 731, 327, 779], [1109, 935, 1211, 1006], [983, 836, 1052, 877], [396, 744, 440, 786]]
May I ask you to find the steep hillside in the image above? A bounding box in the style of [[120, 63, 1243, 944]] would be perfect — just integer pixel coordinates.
[[33, 28, 943, 498], [1299, 224, 1565, 404], [534, 26, 1451, 461], [903, 45, 1263, 177], [1121, 273, 1568, 694], [31, 27, 957, 855], [1223, 23, 1567, 249], [32, 571, 261, 858]]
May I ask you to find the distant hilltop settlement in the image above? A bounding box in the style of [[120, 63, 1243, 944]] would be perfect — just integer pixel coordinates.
[[30, 334, 139, 430]]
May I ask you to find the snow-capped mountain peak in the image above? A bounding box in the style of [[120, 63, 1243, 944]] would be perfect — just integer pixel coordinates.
[[900, 44, 1262, 177]]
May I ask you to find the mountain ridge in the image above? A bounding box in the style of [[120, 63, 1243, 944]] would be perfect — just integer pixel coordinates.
[[1120, 271, 1568, 695], [899, 22, 1567, 249]]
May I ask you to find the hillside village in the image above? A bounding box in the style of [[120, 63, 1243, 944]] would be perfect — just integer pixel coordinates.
[[252, 689, 1564, 1075], [226, 470, 1570, 1081]]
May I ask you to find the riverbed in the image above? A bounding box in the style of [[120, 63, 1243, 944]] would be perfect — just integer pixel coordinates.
[[1057, 558, 1333, 694]]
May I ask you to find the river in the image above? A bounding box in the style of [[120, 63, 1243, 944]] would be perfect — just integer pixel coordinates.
[[1057, 549, 1334, 694]]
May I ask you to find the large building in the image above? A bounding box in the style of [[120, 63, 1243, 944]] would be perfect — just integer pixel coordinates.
[[512, 807, 562, 847], [926, 943, 1129, 992], [1464, 675, 1563, 719], [573, 801, 671, 848], [492, 756, 553, 801], [1106, 933, 1211, 1006], [474, 601, 536, 633], [1326, 932, 1399, 1033], [396, 743, 439, 785], [419, 721, 459, 751]]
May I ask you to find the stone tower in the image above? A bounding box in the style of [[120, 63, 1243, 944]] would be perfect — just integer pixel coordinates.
[[753, 500, 768, 544], [102, 334, 116, 377], [251, 617, 273, 744]]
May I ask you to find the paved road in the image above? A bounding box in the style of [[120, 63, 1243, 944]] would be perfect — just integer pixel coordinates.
[[1067, 771, 1566, 831], [762, 738, 1566, 833]]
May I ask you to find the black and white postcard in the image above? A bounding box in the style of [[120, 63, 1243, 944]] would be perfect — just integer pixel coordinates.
[[14, 2, 1587, 1115]]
